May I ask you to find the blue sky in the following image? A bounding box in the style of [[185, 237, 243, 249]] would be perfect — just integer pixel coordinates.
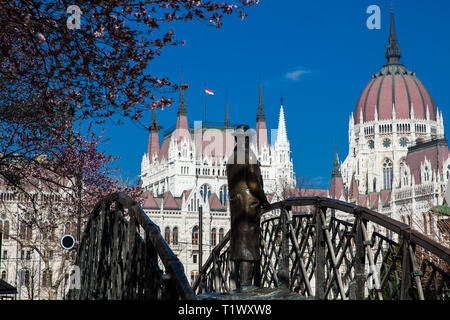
[[101, 0, 450, 189]]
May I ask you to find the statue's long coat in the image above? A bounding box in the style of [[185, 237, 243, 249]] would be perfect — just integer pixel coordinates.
[[226, 141, 269, 261]]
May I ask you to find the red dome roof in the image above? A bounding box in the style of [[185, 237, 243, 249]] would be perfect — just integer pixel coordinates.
[[354, 64, 437, 124], [354, 10, 437, 124]]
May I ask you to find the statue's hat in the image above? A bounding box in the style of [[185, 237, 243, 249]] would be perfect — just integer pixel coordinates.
[[232, 124, 255, 137]]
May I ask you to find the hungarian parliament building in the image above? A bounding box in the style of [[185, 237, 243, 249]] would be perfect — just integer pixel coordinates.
[[139, 11, 450, 284], [140, 79, 297, 283]]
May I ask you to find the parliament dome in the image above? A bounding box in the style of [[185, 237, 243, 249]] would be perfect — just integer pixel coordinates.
[[354, 11, 437, 124]]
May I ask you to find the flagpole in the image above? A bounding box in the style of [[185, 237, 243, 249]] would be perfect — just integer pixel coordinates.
[[204, 85, 207, 125]]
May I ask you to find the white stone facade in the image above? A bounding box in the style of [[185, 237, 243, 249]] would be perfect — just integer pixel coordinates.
[[140, 97, 296, 282]]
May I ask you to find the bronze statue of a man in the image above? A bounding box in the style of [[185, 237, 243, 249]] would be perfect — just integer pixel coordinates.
[[226, 125, 270, 288]]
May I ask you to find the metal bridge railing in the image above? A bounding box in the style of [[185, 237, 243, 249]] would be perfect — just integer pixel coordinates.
[[67, 192, 196, 300], [193, 196, 450, 300]]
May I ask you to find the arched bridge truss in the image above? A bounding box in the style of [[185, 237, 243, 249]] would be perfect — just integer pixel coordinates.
[[68, 194, 449, 300], [193, 197, 449, 300]]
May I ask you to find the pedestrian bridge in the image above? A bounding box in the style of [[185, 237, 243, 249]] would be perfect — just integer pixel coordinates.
[[67, 193, 449, 300]]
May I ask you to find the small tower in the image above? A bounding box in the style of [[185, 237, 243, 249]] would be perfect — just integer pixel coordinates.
[[147, 108, 162, 160], [349, 173, 359, 203], [329, 146, 346, 200], [276, 97, 289, 147], [255, 80, 269, 151], [224, 98, 230, 127], [274, 97, 294, 190], [385, 7, 402, 65], [174, 74, 191, 143], [176, 74, 189, 132]]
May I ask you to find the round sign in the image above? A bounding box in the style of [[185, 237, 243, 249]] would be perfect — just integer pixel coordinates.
[[60, 234, 76, 250]]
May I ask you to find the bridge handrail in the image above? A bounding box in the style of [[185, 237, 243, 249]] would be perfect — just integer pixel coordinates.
[[70, 192, 196, 300], [194, 196, 450, 298], [273, 196, 450, 262]]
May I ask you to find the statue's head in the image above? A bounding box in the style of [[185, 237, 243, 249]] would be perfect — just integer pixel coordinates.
[[233, 124, 252, 144], [236, 124, 250, 131]]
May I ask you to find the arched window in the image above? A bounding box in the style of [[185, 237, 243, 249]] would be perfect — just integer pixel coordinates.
[[219, 185, 228, 206], [172, 227, 178, 245], [26, 224, 32, 240], [424, 166, 430, 182], [400, 157, 406, 168], [383, 158, 393, 190], [373, 178, 377, 192], [20, 222, 26, 239], [218, 228, 224, 242], [164, 227, 170, 244], [403, 170, 409, 186], [210, 228, 217, 246], [24, 270, 30, 287], [42, 270, 52, 287], [2, 220, 8, 239], [1, 271, 6, 281], [192, 226, 199, 245], [423, 214, 428, 234], [200, 184, 211, 202]]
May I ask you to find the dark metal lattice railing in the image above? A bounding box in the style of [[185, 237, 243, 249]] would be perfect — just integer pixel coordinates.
[[193, 196, 450, 300], [67, 192, 196, 300]]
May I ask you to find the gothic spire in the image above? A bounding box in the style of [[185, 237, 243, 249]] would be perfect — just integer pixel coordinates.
[[224, 98, 230, 127], [175, 73, 189, 133], [255, 80, 269, 151], [256, 80, 266, 122], [276, 100, 288, 146], [385, 7, 401, 65], [331, 145, 341, 177], [147, 108, 161, 158], [178, 74, 187, 116], [149, 108, 161, 131]]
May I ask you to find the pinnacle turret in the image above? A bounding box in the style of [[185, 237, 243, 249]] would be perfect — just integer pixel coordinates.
[[178, 74, 187, 116], [175, 74, 189, 132], [147, 108, 161, 158], [331, 145, 341, 178], [224, 98, 230, 127], [256, 80, 266, 122], [385, 8, 402, 65], [276, 100, 288, 146]]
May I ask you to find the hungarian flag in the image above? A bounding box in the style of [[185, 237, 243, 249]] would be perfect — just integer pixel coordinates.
[[205, 88, 214, 96]]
